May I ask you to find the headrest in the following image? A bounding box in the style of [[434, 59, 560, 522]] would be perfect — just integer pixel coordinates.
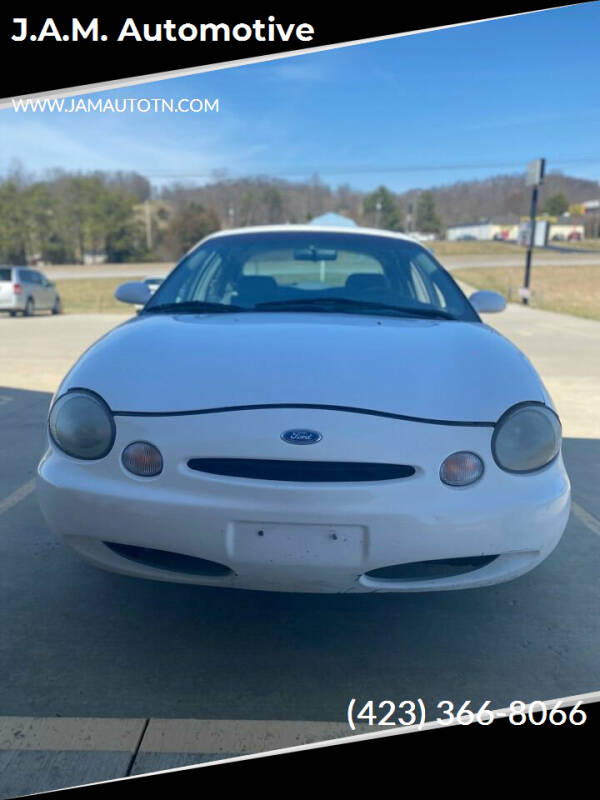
[[237, 276, 278, 291], [345, 273, 387, 291]]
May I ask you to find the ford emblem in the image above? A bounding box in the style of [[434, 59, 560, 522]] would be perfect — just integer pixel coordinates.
[[281, 429, 323, 445]]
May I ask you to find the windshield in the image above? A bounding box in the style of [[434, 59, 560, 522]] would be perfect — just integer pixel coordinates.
[[145, 231, 479, 322]]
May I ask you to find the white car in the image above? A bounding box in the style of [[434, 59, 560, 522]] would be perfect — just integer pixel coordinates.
[[37, 225, 570, 593], [0, 266, 62, 316]]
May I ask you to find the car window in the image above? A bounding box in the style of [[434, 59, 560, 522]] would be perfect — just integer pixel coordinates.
[[146, 231, 478, 322], [165, 251, 224, 305], [409, 262, 431, 304], [0, 268, 12, 282], [242, 249, 384, 288]]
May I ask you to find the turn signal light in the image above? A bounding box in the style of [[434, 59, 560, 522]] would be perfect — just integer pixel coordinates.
[[122, 441, 163, 477], [440, 451, 484, 486]]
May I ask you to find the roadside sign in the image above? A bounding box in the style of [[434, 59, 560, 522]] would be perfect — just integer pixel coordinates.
[[519, 287, 531, 300], [526, 158, 546, 187]]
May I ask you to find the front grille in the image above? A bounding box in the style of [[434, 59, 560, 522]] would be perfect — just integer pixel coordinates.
[[187, 458, 415, 482]]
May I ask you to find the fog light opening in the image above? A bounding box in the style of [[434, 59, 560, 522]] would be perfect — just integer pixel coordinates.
[[104, 542, 232, 577], [365, 555, 499, 582]]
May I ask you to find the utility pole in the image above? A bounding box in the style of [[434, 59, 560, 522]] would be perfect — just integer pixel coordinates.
[[144, 198, 153, 251], [521, 158, 546, 305], [375, 199, 382, 228]]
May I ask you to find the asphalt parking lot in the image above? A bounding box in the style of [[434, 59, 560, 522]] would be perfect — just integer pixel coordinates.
[[1, 303, 599, 796]]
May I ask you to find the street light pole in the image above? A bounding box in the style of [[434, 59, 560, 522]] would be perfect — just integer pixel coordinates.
[[521, 158, 546, 306], [144, 198, 153, 251], [375, 199, 382, 229], [522, 183, 539, 306]]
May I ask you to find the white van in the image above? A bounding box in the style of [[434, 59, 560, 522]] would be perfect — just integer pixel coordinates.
[[0, 266, 62, 317]]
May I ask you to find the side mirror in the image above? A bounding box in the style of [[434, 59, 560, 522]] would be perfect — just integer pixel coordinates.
[[115, 281, 152, 305], [469, 289, 506, 314]]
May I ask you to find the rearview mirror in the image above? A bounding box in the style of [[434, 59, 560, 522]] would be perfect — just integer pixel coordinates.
[[115, 281, 152, 305], [469, 290, 506, 314], [294, 248, 338, 261]]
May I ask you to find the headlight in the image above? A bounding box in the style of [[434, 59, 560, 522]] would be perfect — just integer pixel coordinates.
[[492, 402, 561, 473], [49, 390, 115, 460]]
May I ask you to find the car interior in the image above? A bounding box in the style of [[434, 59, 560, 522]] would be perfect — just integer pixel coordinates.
[[230, 264, 446, 310]]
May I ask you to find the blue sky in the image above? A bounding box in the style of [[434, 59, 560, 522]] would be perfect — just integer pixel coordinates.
[[2, 3, 600, 193]]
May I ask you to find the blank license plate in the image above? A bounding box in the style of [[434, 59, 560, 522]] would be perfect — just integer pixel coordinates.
[[229, 522, 366, 567]]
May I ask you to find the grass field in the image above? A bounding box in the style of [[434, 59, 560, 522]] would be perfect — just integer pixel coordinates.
[[453, 264, 600, 321], [55, 277, 141, 314], [433, 239, 600, 255], [431, 241, 523, 256]]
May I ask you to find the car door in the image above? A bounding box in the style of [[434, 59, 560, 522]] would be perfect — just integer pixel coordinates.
[[32, 271, 47, 308], [28, 270, 49, 309], [38, 272, 56, 309], [19, 270, 38, 307]]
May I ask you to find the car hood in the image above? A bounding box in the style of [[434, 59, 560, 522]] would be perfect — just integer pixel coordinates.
[[60, 312, 547, 423]]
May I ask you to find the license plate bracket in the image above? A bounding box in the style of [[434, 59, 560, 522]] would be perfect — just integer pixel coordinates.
[[228, 521, 366, 567]]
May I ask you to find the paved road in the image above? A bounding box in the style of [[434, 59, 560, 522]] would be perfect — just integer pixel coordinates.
[[43, 263, 173, 280], [0, 313, 132, 393], [0, 305, 599, 795], [442, 252, 600, 269]]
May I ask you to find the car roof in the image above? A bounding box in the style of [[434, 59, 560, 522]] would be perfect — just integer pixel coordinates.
[[201, 223, 424, 246]]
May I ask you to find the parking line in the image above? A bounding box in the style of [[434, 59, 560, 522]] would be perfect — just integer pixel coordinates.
[[0, 718, 357, 754], [0, 479, 36, 518], [572, 502, 600, 537], [139, 719, 357, 754], [0, 717, 146, 752]]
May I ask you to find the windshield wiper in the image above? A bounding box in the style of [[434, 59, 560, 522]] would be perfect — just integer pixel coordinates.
[[144, 301, 246, 314], [254, 297, 456, 320]]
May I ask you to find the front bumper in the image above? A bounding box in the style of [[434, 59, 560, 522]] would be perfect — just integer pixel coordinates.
[[37, 408, 571, 593]]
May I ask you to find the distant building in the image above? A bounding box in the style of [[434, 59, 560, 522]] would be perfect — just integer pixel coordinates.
[[545, 217, 585, 242], [446, 217, 521, 242], [27, 253, 47, 267], [447, 215, 585, 245], [83, 251, 108, 265], [582, 200, 600, 215], [517, 217, 585, 245]]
